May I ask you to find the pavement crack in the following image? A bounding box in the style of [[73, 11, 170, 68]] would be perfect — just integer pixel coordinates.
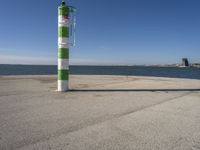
[[16, 92, 193, 150], [115, 92, 192, 118]]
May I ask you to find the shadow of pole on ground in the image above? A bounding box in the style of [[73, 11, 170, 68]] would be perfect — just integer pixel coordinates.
[[70, 89, 200, 92]]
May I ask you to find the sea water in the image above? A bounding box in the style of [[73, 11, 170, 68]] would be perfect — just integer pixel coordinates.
[[0, 64, 199, 80]]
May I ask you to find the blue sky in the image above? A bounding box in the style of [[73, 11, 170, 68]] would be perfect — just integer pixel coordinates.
[[0, 0, 200, 65]]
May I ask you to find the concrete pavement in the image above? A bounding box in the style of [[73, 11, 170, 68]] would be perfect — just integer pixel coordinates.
[[0, 75, 200, 150]]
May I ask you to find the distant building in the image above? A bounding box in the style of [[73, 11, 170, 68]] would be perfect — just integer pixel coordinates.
[[182, 58, 189, 67]]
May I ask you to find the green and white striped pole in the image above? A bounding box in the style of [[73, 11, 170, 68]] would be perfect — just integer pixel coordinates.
[[58, 1, 69, 91]]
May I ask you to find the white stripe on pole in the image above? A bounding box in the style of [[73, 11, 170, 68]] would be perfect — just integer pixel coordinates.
[[58, 37, 69, 44], [58, 80, 69, 91], [58, 59, 69, 70], [58, 43, 68, 49], [58, 23, 68, 27], [58, 16, 69, 24]]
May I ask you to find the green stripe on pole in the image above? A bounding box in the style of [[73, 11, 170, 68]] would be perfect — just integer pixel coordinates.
[[58, 27, 69, 37], [58, 70, 69, 80], [58, 48, 69, 59], [58, 6, 69, 16]]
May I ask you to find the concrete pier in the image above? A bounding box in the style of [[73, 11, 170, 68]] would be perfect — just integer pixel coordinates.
[[0, 75, 200, 150]]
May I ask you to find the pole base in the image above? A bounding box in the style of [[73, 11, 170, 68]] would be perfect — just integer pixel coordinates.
[[57, 80, 69, 92]]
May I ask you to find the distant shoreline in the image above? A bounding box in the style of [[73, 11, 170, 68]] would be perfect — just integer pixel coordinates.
[[0, 64, 199, 68]]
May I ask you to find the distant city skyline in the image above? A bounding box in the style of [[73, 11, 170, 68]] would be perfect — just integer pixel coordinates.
[[0, 0, 200, 65]]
